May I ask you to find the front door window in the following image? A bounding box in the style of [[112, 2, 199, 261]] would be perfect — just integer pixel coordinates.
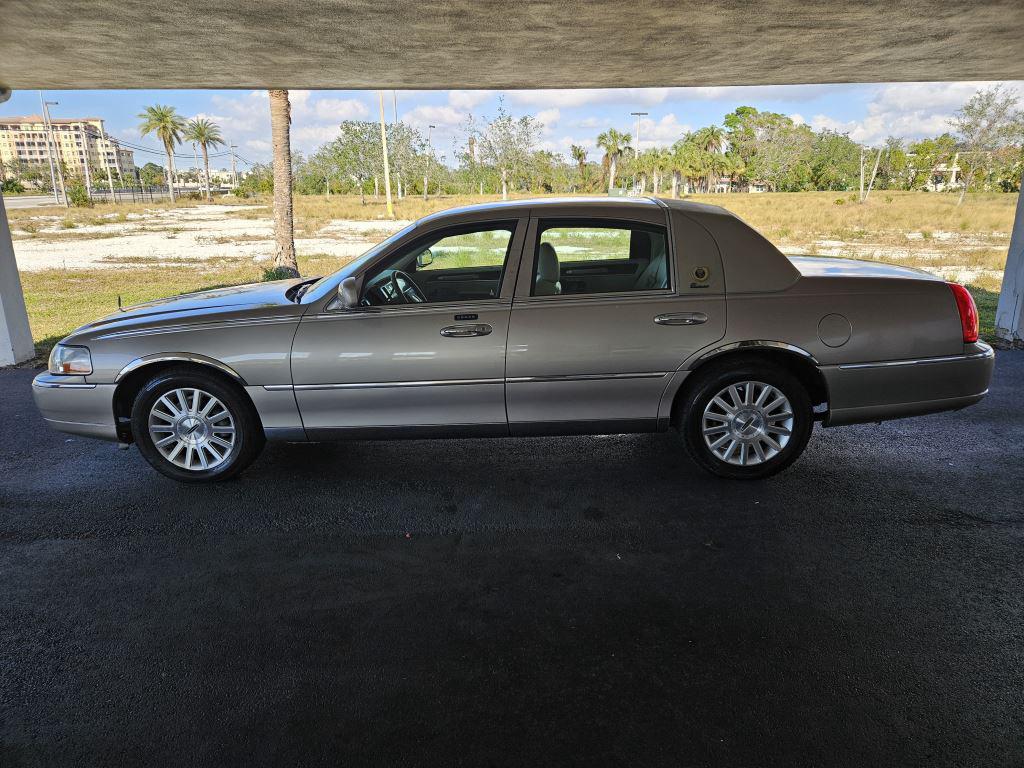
[[361, 223, 517, 305]]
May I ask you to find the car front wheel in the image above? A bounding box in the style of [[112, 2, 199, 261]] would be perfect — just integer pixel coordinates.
[[679, 360, 812, 479], [131, 367, 264, 482]]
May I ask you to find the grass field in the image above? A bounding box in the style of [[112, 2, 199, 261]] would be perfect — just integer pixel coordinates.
[[9, 190, 1017, 359]]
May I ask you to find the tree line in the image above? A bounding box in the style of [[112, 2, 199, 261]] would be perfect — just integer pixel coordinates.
[[276, 86, 1024, 202]]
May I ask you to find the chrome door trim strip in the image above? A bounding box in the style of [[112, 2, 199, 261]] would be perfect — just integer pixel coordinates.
[[837, 345, 994, 370], [267, 377, 505, 392], [268, 371, 669, 391], [505, 372, 668, 383]]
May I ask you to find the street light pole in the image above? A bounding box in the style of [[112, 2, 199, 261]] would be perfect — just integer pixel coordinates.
[[38, 92, 59, 205], [41, 98, 68, 207], [424, 124, 435, 201], [630, 111, 647, 195]]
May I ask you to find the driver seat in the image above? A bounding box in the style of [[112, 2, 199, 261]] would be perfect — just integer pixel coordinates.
[[535, 242, 561, 296]]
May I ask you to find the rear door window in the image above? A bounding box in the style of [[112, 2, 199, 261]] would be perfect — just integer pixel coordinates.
[[531, 220, 670, 297]]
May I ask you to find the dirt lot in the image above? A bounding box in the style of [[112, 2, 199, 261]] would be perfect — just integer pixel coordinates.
[[6, 191, 1017, 355]]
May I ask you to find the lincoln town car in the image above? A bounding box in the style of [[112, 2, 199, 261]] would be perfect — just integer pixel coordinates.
[[33, 198, 994, 481]]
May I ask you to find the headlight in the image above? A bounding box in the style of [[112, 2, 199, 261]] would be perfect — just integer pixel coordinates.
[[48, 344, 93, 375]]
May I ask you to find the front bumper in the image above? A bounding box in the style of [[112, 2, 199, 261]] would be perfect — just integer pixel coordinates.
[[31, 373, 118, 441], [822, 342, 995, 426]]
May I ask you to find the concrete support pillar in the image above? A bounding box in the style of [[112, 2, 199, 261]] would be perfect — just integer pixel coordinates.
[[0, 191, 35, 365], [995, 179, 1024, 347]]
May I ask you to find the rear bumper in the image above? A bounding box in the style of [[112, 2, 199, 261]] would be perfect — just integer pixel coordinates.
[[822, 342, 994, 426], [31, 373, 118, 441]]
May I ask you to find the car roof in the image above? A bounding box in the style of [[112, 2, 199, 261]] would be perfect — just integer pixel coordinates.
[[419, 196, 732, 223]]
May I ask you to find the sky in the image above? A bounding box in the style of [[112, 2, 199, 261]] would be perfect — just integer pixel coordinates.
[[3, 82, 1022, 172]]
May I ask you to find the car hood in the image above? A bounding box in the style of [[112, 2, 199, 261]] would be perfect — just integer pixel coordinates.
[[69, 278, 307, 338]]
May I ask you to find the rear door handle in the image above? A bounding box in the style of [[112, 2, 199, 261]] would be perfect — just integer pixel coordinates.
[[654, 312, 708, 326], [440, 324, 492, 338]]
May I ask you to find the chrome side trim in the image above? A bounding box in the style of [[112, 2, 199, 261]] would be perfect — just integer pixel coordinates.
[[506, 372, 668, 383], [32, 381, 97, 389], [268, 372, 669, 391], [695, 340, 819, 365], [837, 345, 994, 370], [270, 377, 505, 392], [114, 354, 247, 384]]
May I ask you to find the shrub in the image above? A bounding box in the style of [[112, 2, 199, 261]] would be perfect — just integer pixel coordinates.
[[67, 183, 93, 207], [2, 178, 26, 194], [262, 266, 299, 282], [834, 197, 845, 205]]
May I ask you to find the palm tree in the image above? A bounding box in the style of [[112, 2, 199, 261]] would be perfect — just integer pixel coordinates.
[[269, 89, 299, 278], [652, 148, 672, 195], [596, 129, 631, 193], [138, 104, 186, 203], [570, 144, 588, 191], [183, 118, 224, 202], [692, 126, 727, 192]]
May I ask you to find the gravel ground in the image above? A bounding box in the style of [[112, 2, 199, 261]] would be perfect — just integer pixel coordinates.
[[1, 355, 1023, 767]]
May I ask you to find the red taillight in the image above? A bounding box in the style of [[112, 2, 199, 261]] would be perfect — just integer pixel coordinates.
[[948, 283, 979, 344]]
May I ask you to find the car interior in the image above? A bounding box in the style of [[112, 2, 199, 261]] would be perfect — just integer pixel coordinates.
[[361, 224, 516, 305], [359, 220, 670, 306], [532, 222, 670, 296]]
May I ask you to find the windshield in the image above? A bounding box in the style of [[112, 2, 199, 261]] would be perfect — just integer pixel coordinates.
[[300, 221, 418, 304]]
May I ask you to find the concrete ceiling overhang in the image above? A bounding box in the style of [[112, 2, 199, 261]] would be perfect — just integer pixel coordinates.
[[1, 0, 1023, 90]]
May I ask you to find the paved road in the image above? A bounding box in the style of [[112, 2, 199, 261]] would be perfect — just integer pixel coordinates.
[[2, 356, 1023, 766], [1, 195, 60, 210]]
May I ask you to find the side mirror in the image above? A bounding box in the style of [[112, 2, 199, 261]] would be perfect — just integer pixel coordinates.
[[338, 276, 360, 309], [416, 248, 434, 268]]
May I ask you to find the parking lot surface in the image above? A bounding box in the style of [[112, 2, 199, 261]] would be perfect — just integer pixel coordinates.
[[2, 355, 1023, 766]]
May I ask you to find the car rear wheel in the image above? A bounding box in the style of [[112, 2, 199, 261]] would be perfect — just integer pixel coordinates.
[[131, 367, 264, 483], [678, 360, 812, 479]]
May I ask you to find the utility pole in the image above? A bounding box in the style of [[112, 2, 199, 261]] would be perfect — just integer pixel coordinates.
[[864, 147, 883, 202], [38, 92, 60, 205], [82, 129, 93, 199], [424, 124, 435, 201], [630, 111, 647, 195], [859, 146, 865, 202], [378, 91, 395, 219], [393, 91, 399, 124], [41, 99, 68, 207], [229, 144, 238, 188], [99, 122, 116, 203]]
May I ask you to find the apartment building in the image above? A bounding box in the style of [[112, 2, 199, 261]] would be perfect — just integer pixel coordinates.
[[0, 116, 136, 180]]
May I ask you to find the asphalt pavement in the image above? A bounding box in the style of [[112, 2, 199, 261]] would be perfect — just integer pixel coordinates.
[[2, 355, 1023, 766]]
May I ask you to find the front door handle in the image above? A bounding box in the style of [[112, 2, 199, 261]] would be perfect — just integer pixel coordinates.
[[654, 312, 708, 326], [440, 323, 492, 338]]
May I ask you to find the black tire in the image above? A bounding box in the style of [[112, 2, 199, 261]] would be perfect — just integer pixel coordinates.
[[131, 366, 265, 483], [677, 359, 813, 479]]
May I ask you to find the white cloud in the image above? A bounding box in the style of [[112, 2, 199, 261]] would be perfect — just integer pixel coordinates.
[[448, 90, 493, 110], [634, 114, 691, 149], [810, 81, 1024, 146], [311, 97, 369, 122], [536, 108, 560, 133], [507, 88, 672, 109], [404, 104, 466, 130], [790, 113, 805, 125]]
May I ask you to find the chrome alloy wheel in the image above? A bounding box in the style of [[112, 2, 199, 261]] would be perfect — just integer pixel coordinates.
[[701, 380, 794, 467], [148, 387, 236, 471]]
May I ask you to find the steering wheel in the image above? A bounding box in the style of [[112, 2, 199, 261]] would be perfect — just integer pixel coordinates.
[[391, 270, 426, 304]]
